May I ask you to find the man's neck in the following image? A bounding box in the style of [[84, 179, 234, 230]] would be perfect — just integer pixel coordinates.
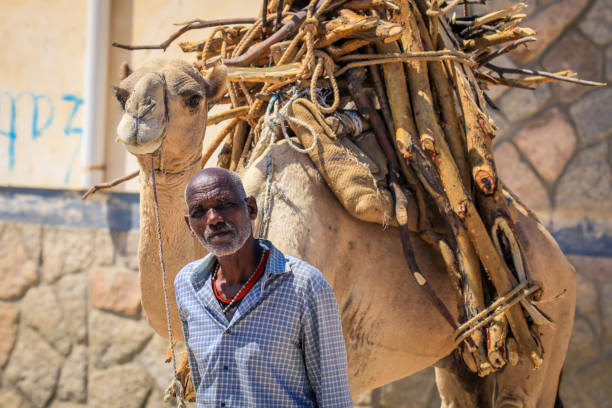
[[216, 237, 261, 285]]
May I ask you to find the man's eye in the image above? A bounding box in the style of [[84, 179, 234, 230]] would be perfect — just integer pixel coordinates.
[[191, 208, 206, 217]]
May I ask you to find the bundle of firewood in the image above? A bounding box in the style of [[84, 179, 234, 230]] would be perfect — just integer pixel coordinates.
[[115, 0, 601, 376]]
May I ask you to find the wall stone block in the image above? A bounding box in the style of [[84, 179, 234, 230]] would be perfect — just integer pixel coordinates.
[[57, 344, 87, 403], [0, 226, 39, 300], [568, 255, 612, 282], [49, 402, 86, 408], [542, 31, 603, 103], [135, 334, 176, 392], [579, 0, 612, 46], [94, 230, 115, 266], [145, 387, 174, 408], [600, 282, 612, 343], [575, 273, 597, 315], [514, 107, 576, 183], [494, 142, 551, 210], [90, 266, 141, 316], [575, 354, 612, 408], [569, 87, 612, 144], [42, 228, 94, 283], [511, 0, 589, 64], [21, 285, 72, 356], [565, 315, 601, 369], [556, 143, 612, 211], [4, 327, 63, 408], [56, 273, 87, 344], [0, 303, 19, 367], [89, 309, 153, 369], [0, 390, 32, 408], [88, 364, 152, 408], [606, 46, 612, 82], [378, 367, 438, 408], [496, 85, 551, 124]]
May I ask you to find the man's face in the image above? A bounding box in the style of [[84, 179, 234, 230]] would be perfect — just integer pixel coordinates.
[[185, 177, 254, 257]]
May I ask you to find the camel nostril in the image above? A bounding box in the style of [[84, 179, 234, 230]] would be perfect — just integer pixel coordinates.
[[137, 100, 157, 118]]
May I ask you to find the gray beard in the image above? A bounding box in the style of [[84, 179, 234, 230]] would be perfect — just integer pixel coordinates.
[[192, 218, 253, 257]]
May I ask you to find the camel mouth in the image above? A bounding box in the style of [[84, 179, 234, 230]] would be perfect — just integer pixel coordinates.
[[117, 125, 168, 155]]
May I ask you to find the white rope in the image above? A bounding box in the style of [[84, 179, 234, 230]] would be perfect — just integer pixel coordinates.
[[261, 93, 319, 154], [343, 110, 362, 137]]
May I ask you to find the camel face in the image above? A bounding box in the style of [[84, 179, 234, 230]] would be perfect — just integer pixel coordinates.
[[116, 71, 168, 154], [114, 59, 227, 165]]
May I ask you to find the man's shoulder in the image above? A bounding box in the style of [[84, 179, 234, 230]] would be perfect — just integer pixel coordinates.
[[268, 244, 330, 294], [174, 255, 212, 290]]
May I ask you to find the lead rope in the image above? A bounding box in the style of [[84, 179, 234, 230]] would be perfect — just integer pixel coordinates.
[[150, 156, 186, 408]]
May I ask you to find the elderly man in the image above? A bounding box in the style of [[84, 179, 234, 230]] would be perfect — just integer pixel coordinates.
[[175, 167, 353, 407]]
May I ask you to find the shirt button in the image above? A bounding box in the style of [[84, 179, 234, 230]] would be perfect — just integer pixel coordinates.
[[220, 403, 226, 407], [223, 365, 229, 371], [225, 329, 231, 335]]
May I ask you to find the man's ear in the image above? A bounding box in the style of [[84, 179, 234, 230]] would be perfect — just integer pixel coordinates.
[[184, 214, 196, 237], [246, 196, 257, 221], [203, 64, 227, 103]]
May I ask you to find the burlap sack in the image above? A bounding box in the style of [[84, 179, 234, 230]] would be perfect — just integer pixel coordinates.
[[286, 98, 395, 226]]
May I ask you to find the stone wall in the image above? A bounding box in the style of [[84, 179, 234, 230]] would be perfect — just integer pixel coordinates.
[[0, 220, 177, 408]]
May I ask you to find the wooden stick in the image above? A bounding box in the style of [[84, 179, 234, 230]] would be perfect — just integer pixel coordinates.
[[225, 63, 302, 84], [472, 2, 526, 29], [201, 118, 241, 168], [475, 36, 535, 67], [207, 106, 250, 125], [334, 53, 473, 76], [230, 121, 249, 171], [81, 170, 139, 200], [455, 68, 496, 195], [462, 27, 535, 52], [485, 64, 607, 87], [112, 18, 256, 51], [326, 39, 371, 58], [223, 0, 328, 66], [411, 4, 470, 188], [316, 15, 379, 48], [344, 0, 400, 10]]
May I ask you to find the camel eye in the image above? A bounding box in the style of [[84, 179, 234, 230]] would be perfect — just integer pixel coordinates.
[[114, 87, 129, 110], [185, 94, 202, 108]]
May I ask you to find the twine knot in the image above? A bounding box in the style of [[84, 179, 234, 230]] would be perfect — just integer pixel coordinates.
[[164, 375, 187, 408]]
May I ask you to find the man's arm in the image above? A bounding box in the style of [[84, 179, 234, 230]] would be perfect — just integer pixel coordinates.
[[301, 273, 353, 407], [180, 316, 202, 391]]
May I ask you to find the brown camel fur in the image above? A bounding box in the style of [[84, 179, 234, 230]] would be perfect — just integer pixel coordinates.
[[114, 58, 576, 407]]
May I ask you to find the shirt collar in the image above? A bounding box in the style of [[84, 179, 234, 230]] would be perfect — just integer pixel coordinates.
[[189, 239, 290, 290]]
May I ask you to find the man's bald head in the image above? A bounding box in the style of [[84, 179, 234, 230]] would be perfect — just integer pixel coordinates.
[[185, 168, 246, 204]]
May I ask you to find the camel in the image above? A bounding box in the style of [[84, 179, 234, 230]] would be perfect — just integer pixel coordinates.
[[114, 58, 576, 407]]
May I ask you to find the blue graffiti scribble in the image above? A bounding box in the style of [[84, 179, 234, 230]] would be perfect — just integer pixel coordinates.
[[31, 94, 54, 140], [61, 94, 84, 184], [0, 92, 17, 170], [61, 94, 84, 136]]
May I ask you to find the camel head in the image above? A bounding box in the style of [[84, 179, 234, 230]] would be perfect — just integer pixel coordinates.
[[114, 58, 227, 171]]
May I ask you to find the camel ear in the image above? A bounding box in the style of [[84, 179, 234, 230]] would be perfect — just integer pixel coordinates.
[[203, 64, 227, 103]]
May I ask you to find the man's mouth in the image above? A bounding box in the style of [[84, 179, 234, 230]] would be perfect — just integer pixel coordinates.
[[206, 228, 235, 241]]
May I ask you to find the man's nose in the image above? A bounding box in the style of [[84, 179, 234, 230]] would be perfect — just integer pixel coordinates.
[[206, 208, 224, 225]]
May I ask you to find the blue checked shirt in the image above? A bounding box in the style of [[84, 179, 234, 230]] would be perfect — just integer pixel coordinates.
[[174, 239, 353, 407]]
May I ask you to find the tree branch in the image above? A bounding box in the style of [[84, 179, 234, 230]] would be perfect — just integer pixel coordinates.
[[112, 18, 257, 51]]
